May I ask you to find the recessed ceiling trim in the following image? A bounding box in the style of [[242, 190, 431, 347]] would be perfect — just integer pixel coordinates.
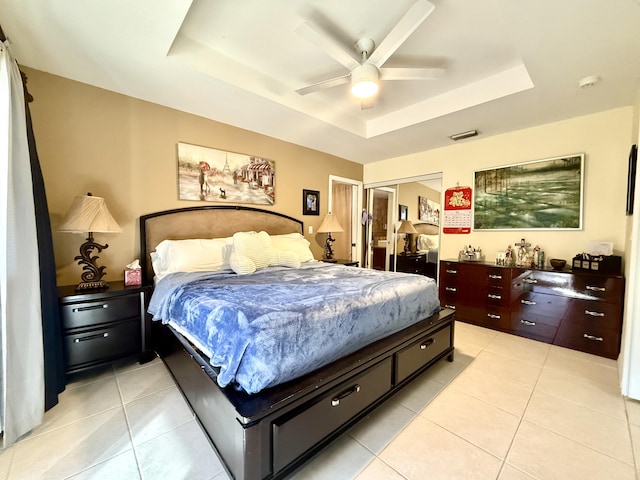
[[366, 63, 535, 138]]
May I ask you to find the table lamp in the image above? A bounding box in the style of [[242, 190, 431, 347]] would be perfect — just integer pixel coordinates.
[[397, 220, 418, 255], [317, 212, 344, 260], [58, 193, 122, 290]]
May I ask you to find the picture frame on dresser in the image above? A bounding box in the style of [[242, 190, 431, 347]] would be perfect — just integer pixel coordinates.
[[473, 153, 584, 230]]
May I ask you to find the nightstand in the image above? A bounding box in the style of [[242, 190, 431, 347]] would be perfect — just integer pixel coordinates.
[[321, 258, 359, 267], [392, 253, 427, 275], [58, 281, 152, 375]]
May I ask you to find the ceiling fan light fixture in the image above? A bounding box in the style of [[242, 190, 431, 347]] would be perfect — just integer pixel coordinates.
[[351, 64, 379, 99]]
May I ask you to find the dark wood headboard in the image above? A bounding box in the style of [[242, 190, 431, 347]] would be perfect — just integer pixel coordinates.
[[139, 206, 304, 284]]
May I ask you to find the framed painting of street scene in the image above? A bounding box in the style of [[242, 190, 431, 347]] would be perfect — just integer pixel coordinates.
[[473, 153, 584, 230], [177, 142, 275, 205]]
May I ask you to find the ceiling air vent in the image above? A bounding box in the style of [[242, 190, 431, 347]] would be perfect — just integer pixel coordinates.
[[449, 130, 479, 141]]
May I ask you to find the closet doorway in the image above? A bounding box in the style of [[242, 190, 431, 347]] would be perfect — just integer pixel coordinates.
[[328, 175, 363, 264], [364, 173, 443, 276]]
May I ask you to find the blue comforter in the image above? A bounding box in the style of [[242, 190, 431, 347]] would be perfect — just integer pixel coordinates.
[[148, 262, 440, 394]]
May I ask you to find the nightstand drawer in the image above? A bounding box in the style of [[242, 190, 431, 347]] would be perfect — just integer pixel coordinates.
[[61, 294, 140, 330], [64, 319, 141, 371]]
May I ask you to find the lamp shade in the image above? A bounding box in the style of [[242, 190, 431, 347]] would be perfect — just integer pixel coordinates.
[[317, 213, 344, 233], [58, 194, 122, 233], [397, 220, 418, 235]]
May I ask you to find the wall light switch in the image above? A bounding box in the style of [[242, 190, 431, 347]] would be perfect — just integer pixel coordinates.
[[308, 226, 313, 234]]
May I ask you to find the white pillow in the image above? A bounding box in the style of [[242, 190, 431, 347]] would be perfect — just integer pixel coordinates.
[[270, 233, 314, 263], [154, 237, 232, 275], [417, 234, 439, 251], [229, 252, 256, 275], [276, 250, 301, 269], [232, 231, 277, 269]]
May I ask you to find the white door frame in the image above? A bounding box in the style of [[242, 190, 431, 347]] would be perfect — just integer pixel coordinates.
[[328, 175, 363, 264]]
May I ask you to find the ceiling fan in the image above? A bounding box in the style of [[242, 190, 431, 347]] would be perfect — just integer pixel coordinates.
[[295, 0, 444, 105]]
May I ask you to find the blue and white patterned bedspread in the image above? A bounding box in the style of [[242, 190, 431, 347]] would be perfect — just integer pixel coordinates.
[[148, 262, 440, 394]]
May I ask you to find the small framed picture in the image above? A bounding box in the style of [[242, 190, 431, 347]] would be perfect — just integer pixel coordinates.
[[303, 189, 320, 216], [399, 204, 408, 221]]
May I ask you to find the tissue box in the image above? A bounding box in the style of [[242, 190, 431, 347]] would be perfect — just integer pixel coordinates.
[[124, 268, 142, 286]]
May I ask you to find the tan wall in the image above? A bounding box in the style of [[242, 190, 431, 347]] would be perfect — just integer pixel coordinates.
[[24, 68, 362, 286], [365, 107, 634, 270]]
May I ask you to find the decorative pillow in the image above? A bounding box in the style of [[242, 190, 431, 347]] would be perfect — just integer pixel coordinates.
[[232, 231, 277, 269], [276, 250, 301, 269], [270, 233, 315, 263], [154, 237, 233, 276], [229, 252, 256, 275]]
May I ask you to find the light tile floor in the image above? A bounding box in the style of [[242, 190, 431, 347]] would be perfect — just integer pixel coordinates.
[[2, 321, 640, 480]]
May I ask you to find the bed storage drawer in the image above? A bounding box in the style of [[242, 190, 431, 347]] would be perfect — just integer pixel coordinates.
[[395, 324, 451, 384], [273, 357, 392, 472]]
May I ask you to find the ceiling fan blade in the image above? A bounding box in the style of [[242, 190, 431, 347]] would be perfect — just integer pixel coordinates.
[[367, 0, 435, 68], [379, 67, 444, 81], [296, 22, 361, 71], [295, 74, 351, 96]]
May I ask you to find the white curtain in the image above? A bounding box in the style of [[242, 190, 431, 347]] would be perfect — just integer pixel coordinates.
[[0, 39, 44, 446]]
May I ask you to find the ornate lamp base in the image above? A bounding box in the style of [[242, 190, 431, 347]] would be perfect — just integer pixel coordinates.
[[324, 233, 335, 259], [74, 233, 110, 291]]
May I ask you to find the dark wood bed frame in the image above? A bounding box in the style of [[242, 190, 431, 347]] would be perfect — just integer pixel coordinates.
[[140, 206, 455, 480]]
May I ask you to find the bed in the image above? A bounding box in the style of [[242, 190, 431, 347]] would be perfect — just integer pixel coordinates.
[[141, 206, 455, 480]]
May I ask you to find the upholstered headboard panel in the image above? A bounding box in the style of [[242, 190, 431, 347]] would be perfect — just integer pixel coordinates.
[[139, 206, 303, 284]]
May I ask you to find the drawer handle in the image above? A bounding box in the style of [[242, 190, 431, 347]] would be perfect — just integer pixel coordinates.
[[489, 274, 502, 280], [520, 319, 536, 326], [331, 384, 361, 407], [520, 300, 537, 305], [445, 287, 457, 292], [586, 286, 606, 292], [446, 269, 457, 274], [487, 313, 501, 319], [74, 332, 109, 343], [487, 294, 502, 300], [444, 304, 456, 310], [585, 310, 605, 317], [72, 304, 108, 313], [583, 333, 604, 342], [523, 278, 538, 284], [420, 338, 435, 350]]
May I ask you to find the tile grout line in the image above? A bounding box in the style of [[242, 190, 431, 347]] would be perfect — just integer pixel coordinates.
[[486, 328, 549, 480], [114, 364, 145, 480]]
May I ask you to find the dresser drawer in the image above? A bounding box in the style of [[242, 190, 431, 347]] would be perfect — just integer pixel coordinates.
[[396, 324, 451, 384], [273, 357, 392, 472], [511, 292, 569, 327], [510, 316, 558, 343], [555, 321, 621, 359], [564, 300, 622, 329], [569, 276, 624, 302], [64, 319, 141, 371], [61, 294, 140, 330]]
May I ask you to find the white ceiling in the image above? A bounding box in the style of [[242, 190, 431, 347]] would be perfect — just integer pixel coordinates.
[[2, 0, 640, 164]]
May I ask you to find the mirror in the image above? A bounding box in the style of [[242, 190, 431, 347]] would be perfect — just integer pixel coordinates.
[[364, 173, 442, 281]]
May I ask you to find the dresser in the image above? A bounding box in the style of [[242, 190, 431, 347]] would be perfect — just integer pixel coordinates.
[[58, 281, 152, 375], [439, 260, 625, 358]]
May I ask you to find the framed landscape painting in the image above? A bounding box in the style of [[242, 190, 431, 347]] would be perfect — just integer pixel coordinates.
[[473, 153, 584, 230]]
